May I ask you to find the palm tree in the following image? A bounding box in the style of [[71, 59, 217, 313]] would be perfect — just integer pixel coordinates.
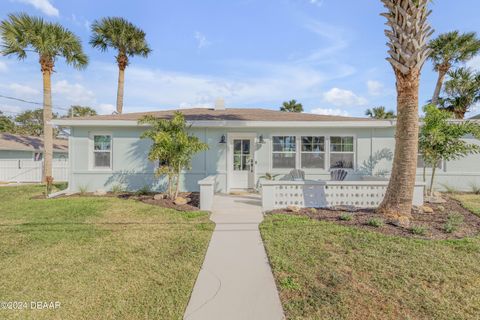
[[90, 17, 151, 114], [0, 13, 88, 181], [439, 67, 480, 119], [365, 106, 396, 119], [377, 0, 433, 220], [280, 99, 303, 112], [428, 31, 480, 105], [68, 105, 98, 117]]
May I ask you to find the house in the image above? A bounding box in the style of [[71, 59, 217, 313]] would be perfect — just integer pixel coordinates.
[[51, 103, 480, 194], [0, 133, 68, 182]]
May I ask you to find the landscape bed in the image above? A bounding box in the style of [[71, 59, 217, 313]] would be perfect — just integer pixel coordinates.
[[0, 185, 214, 320], [269, 195, 480, 239], [260, 193, 480, 320]]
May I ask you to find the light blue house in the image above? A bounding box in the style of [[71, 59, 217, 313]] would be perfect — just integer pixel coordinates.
[[52, 104, 480, 194]]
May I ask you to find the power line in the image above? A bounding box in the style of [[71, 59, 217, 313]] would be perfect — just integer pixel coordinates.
[[0, 93, 71, 111]]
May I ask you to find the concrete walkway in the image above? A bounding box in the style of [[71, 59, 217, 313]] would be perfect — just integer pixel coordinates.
[[184, 194, 284, 320]]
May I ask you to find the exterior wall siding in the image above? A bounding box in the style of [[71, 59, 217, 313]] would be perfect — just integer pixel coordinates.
[[68, 125, 480, 193]]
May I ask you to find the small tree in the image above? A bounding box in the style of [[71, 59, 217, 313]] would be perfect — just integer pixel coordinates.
[[0, 111, 15, 133], [280, 100, 303, 112], [139, 112, 208, 200], [419, 104, 480, 196]]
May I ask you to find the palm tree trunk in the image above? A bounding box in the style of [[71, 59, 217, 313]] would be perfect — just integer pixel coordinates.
[[42, 68, 53, 183], [432, 66, 449, 106], [116, 67, 125, 114], [378, 71, 420, 218]]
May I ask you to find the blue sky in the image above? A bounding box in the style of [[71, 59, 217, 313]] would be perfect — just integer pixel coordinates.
[[1, 0, 479, 117]]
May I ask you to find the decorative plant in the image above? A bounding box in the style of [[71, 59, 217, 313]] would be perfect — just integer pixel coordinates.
[[419, 104, 480, 196], [357, 148, 393, 177], [139, 112, 208, 200]]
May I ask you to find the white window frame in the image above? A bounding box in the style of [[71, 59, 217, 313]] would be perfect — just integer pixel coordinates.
[[268, 134, 357, 172], [300, 136, 326, 169], [89, 132, 113, 171], [329, 135, 355, 170], [271, 135, 297, 169]]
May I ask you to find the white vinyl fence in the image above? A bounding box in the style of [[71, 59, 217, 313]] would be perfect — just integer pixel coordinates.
[[0, 159, 68, 183], [261, 180, 425, 212]]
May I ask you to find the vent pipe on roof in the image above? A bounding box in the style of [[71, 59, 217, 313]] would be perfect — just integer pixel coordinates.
[[214, 98, 225, 111]]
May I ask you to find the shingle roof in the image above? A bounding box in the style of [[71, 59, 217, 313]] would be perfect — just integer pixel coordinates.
[[69, 108, 372, 122], [0, 133, 68, 152]]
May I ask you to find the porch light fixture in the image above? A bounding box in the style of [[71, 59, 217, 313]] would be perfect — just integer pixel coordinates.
[[219, 134, 226, 144], [258, 134, 265, 144]]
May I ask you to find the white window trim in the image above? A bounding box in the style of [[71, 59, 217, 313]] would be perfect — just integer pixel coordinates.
[[300, 136, 326, 169], [269, 134, 357, 172], [271, 135, 297, 169], [89, 131, 113, 171], [329, 135, 356, 170]]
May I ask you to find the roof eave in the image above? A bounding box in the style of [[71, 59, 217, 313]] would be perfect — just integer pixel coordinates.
[[51, 119, 396, 128]]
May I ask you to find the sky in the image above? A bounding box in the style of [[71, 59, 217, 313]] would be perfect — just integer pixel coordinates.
[[0, 0, 479, 117]]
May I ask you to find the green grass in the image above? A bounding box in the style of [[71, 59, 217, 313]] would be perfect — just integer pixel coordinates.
[[452, 193, 480, 217], [0, 185, 214, 320], [260, 214, 480, 320]]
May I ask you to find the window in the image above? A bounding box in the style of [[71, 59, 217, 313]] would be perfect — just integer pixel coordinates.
[[417, 153, 442, 169], [330, 136, 354, 169], [233, 139, 251, 171], [93, 134, 112, 169], [301, 136, 325, 169], [272, 136, 296, 168], [33, 152, 43, 161]]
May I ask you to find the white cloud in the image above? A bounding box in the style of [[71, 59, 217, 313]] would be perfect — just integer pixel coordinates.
[[466, 56, 480, 71], [96, 103, 115, 115], [309, 0, 324, 6], [194, 31, 211, 49], [323, 87, 367, 106], [14, 0, 59, 17], [179, 102, 212, 109], [367, 80, 384, 96], [8, 83, 40, 96], [52, 80, 95, 105], [310, 107, 349, 116]]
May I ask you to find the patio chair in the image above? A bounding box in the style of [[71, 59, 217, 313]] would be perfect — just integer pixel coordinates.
[[330, 169, 348, 181], [280, 169, 305, 181]]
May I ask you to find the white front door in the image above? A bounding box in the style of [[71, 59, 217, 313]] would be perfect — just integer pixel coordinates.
[[229, 136, 255, 190]]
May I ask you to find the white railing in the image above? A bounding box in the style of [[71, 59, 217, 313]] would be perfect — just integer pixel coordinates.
[[198, 175, 216, 211], [0, 159, 68, 183], [261, 180, 425, 212]]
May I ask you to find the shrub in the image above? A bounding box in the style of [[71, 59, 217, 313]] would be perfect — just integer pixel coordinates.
[[339, 213, 353, 221], [135, 185, 151, 196], [110, 184, 125, 194], [440, 183, 458, 194], [469, 182, 480, 195], [367, 218, 384, 228], [411, 225, 427, 236], [78, 185, 88, 195], [444, 213, 464, 233]]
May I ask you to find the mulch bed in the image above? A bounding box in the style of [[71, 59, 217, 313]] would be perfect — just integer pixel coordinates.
[[119, 192, 200, 212], [269, 195, 480, 240]]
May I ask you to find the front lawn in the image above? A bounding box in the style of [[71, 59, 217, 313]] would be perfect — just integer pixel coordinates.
[[260, 197, 480, 319], [0, 185, 214, 320]]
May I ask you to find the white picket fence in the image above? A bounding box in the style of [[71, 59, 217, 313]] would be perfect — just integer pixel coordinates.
[[0, 159, 68, 182]]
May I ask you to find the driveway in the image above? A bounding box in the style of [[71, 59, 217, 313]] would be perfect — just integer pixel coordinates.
[[184, 194, 284, 320]]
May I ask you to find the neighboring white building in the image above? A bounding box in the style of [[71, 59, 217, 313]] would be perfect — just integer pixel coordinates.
[[0, 133, 68, 182]]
